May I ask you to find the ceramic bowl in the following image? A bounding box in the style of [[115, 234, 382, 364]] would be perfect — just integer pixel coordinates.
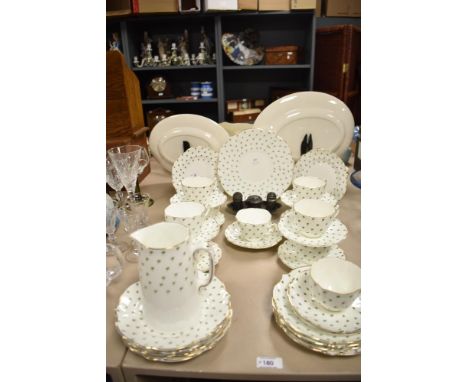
[[293, 176, 327, 200], [309, 257, 361, 311], [293, 199, 339, 238], [236, 208, 274, 241], [181, 176, 216, 204]]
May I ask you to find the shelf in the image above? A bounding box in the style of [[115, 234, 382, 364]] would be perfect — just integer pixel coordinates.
[[142, 98, 218, 105], [223, 64, 311, 70], [133, 65, 216, 71]]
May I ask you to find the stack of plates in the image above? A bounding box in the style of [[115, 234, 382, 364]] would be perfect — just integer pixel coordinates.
[[115, 277, 232, 362], [272, 268, 360, 356]]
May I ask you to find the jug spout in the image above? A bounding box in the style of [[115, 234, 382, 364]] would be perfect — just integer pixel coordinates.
[[130, 222, 189, 249]]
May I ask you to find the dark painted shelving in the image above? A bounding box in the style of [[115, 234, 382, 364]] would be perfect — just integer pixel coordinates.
[[107, 12, 316, 123], [223, 64, 311, 70], [142, 98, 218, 104], [133, 65, 217, 71]]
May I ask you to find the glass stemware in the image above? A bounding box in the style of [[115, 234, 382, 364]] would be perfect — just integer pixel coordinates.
[[107, 145, 149, 198], [123, 193, 151, 263], [107, 242, 124, 287], [106, 154, 125, 207]]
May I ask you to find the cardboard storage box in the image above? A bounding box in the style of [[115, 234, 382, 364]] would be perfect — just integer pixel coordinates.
[[238, 0, 257, 9], [132, 0, 178, 13], [107, 0, 132, 16], [291, 0, 316, 10], [259, 0, 290, 11], [205, 0, 238, 10], [324, 0, 360, 17]]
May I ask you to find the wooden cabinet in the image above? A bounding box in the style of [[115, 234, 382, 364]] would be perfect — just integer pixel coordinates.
[[106, 50, 150, 180], [313, 24, 360, 125]]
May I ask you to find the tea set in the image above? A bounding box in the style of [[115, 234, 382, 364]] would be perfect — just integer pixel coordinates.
[[112, 127, 360, 361]]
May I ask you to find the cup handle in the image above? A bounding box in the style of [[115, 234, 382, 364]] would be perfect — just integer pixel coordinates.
[[333, 206, 340, 219], [192, 246, 214, 290]]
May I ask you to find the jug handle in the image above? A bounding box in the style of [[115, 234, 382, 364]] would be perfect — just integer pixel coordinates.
[[192, 246, 214, 290]]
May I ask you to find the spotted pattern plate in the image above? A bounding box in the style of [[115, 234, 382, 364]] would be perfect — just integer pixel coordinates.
[[278, 210, 347, 247], [217, 129, 294, 200], [115, 277, 231, 351], [170, 192, 227, 209], [224, 221, 283, 249], [172, 147, 219, 194], [125, 310, 232, 362], [272, 270, 360, 345], [287, 267, 361, 334], [280, 190, 337, 208], [273, 310, 360, 356], [278, 241, 345, 269], [293, 148, 348, 200]]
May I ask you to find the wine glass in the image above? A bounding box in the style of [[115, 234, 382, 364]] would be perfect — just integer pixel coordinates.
[[106, 154, 125, 207], [124, 193, 151, 263], [107, 145, 149, 198], [107, 242, 124, 287]]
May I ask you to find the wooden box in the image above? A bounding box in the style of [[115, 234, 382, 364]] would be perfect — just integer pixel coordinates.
[[324, 0, 360, 17], [107, 0, 132, 16], [265, 45, 301, 65], [107, 50, 150, 180], [230, 108, 261, 123], [313, 25, 360, 124], [226, 99, 265, 113]]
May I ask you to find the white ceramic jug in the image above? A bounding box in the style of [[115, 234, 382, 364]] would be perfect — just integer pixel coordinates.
[[130, 222, 215, 330]]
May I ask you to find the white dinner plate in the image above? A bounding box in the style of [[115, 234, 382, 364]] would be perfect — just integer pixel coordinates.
[[254, 92, 354, 161], [217, 129, 294, 200], [149, 114, 230, 173]]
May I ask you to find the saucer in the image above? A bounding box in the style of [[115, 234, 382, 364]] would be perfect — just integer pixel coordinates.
[[287, 267, 361, 334], [170, 192, 227, 209], [224, 222, 283, 249], [115, 277, 231, 352], [278, 241, 345, 269], [193, 241, 222, 272], [278, 209, 347, 247], [272, 270, 360, 346], [280, 190, 337, 208]]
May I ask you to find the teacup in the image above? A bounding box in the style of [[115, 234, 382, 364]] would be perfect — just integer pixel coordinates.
[[181, 176, 215, 204], [309, 257, 361, 311], [293, 176, 327, 200], [236, 208, 274, 241], [130, 222, 215, 330], [164, 201, 208, 239], [292, 199, 339, 238]]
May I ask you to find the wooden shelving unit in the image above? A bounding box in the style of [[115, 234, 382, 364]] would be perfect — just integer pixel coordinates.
[[106, 11, 316, 124]]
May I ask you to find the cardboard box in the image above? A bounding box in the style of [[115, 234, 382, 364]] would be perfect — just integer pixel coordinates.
[[132, 0, 178, 13], [259, 0, 290, 11], [238, 0, 257, 9], [205, 0, 238, 10], [291, 0, 316, 10], [324, 0, 360, 17]]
